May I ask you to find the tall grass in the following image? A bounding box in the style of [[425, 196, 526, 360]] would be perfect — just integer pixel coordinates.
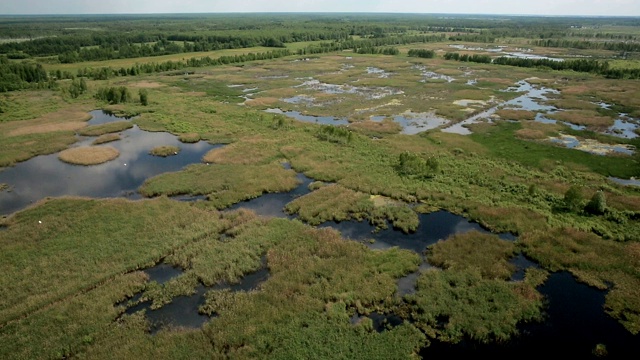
[[0, 197, 224, 326], [139, 162, 300, 209]]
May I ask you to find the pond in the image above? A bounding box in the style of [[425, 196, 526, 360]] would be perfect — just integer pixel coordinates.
[[414, 65, 456, 83], [294, 77, 403, 99], [264, 108, 349, 126], [442, 80, 580, 135], [421, 271, 639, 358], [549, 134, 635, 156], [373, 111, 451, 135], [0, 111, 219, 216], [320, 210, 515, 254], [122, 259, 270, 333], [226, 170, 314, 218]]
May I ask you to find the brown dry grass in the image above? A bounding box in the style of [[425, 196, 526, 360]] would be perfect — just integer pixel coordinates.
[[453, 89, 492, 100], [478, 77, 516, 86], [92, 133, 121, 145], [149, 146, 180, 157], [549, 110, 614, 129], [515, 129, 546, 140], [349, 119, 401, 136], [514, 120, 560, 140], [495, 109, 536, 121], [547, 98, 599, 111], [561, 85, 591, 95], [178, 133, 201, 143], [5, 108, 91, 137], [608, 194, 640, 212], [129, 81, 164, 89], [245, 97, 280, 107], [58, 146, 119, 165], [468, 205, 548, 234], [202, 136, 279, 165]]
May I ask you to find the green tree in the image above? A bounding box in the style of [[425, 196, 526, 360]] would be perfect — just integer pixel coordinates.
[[139, 89, 149, 106], [79, 77, 87, 93], [585, 190, 607, 215], [564, 185, 583, 212]]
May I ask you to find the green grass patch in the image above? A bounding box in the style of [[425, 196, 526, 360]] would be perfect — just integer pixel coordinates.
[[0, 197, 224, 326], [284, 184, 373, 225], [77, 121, 133, 136], [58, 146, 120, 165], [470, 121, 640, 178], [426, 230, 517, 280], [92, 133, 121, 144], [520, 227, 640, 334], [139, 162, 300, 209], [149, 145, 180, 157], [178, 132, 201, 143], [402, 267, 545, 344], [0, 130, 78, 167]]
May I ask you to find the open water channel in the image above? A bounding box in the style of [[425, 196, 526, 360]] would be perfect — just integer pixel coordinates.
[[0, 110, 637, 357]]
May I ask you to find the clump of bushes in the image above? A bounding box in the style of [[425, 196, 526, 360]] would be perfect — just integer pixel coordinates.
[[407, 49, 435, 58], [316, 125, 353, 144], [396, 151, 439, 180], [94, 86, 132, 104]]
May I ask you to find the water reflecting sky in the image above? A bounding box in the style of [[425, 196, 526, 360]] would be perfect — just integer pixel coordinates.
[[0, 117, 218, 216]]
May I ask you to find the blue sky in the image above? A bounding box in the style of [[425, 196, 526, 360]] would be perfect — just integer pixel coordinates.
[[1, 0, 639, 16]]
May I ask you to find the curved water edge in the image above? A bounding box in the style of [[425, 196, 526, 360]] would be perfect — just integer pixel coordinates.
[[264, 108, 349, 126], [87, 109, 137, 125], [442, 80, 558, 135], [609, 177, 640, 187], [121, 259, 270, 333], [0, 111, 220, 216], [421, 271, 639, 358], [2, 112, 635, 353]]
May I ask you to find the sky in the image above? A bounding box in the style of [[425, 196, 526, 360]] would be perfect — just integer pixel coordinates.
[[0, 0, 639, 16]]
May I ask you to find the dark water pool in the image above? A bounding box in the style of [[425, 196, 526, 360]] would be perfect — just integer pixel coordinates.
[[124, 261, 270, 333], [264, 108, 349, 126], [86, 109, 135, 125], [320, 210, 515, 254], [421, 271, 639, 358], [226, 171, 314, 218], [125, 284, 210, 334]]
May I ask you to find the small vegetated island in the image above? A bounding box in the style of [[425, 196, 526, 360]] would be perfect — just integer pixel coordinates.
[[0, 11, 640, 360], [58, 146, 120, 165]]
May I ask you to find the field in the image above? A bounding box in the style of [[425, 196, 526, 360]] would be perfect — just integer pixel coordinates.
[[1, 13, 640, 359]]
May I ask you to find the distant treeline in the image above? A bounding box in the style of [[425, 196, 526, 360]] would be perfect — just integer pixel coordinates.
[[75, 49, 292, 80], [443, 53, 492, 63], [444, 52, 640, 79], [0, 56, 50, 92], [0, 32, 347, 64], [299, 34, 446, 55], [407, 49, 436, 58], [533, 39, 640, 52]]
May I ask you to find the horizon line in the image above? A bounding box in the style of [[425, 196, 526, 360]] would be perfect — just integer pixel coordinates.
[[0, 12, 639, 18]]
